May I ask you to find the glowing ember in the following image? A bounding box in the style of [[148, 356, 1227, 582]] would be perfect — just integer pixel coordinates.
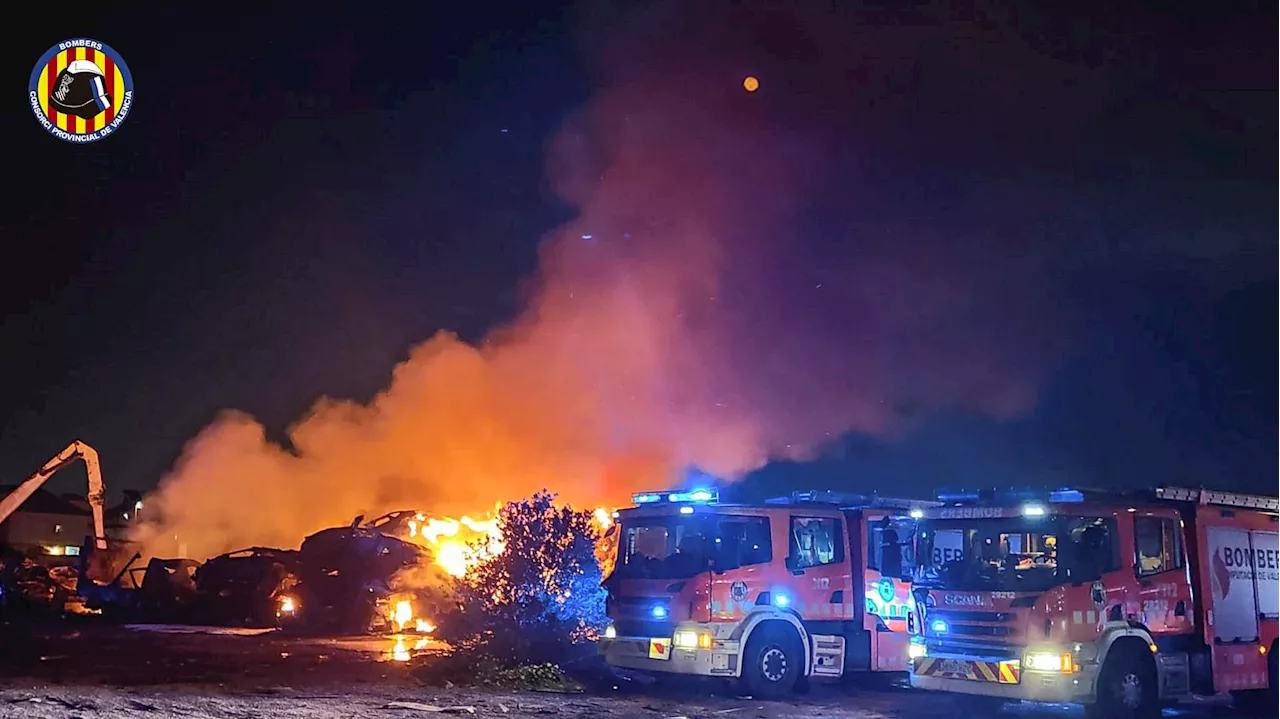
[[387, 635, 430, 662]]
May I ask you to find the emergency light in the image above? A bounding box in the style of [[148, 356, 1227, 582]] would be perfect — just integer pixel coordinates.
[[668, 489, 718, 503], [938, 487, 1090, 504], [1049, 488, 1086, 503], [631, 489, 719, 504]]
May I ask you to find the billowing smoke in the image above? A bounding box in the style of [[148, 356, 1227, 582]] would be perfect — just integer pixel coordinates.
[[133, 2, 1068, 560]]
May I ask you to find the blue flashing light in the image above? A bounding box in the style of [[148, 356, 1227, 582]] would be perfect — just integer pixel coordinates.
[[936, 489, 982, 502], [773, 593, 790, 608], [632, 489, 720, 505], [1049, 488, 1085, 503], [651, 604, 668, 620], [679, 506, 694, 515], [667, 489, 719, 503], [930, 619, 949, 634]]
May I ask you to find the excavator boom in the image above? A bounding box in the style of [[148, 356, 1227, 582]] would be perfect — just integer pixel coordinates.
[[0, 440, 107, 550]]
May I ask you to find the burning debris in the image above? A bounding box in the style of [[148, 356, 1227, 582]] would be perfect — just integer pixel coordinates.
[[48, 498, 612, 645]]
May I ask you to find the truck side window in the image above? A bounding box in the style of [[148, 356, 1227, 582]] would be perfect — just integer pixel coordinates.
[[1134, 516, 1183, 576], [719, 516, 773, 567], [790, 516, 845, 569]]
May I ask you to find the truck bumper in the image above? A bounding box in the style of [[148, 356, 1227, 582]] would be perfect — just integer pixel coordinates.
[[909, 660, 1098, 703], [601, 636, 742, 678]]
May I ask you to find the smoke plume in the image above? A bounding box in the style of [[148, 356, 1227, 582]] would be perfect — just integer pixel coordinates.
[[134, 1, 1068, 559]]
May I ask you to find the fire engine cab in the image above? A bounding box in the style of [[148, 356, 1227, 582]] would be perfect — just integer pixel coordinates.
[[908, 485, 1279, 718], [599, 488, 937, 697]]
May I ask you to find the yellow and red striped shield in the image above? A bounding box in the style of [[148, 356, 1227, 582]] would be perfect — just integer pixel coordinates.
[[914, 657, 1021, 684]]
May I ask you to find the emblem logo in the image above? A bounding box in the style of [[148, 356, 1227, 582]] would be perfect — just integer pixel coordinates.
[[877, 578, 896, 603], [28, 38, 133, 143], [729, 581, 749, 602]]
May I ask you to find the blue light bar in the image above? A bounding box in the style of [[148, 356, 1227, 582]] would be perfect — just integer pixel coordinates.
[[1049, 488, 1085, 503], [930, 619, 949, 633], [632, 493, 664, 504], [666, 489, 718, 503]]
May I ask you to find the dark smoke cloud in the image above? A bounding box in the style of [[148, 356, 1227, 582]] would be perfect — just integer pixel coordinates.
[[132, 0, 1265, 558]]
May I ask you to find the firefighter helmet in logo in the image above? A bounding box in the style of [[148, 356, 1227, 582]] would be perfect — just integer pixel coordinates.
[[28, 38, 134, 143]]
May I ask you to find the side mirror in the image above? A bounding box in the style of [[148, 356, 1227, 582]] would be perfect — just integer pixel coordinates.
[[784, 555, 803, 574]]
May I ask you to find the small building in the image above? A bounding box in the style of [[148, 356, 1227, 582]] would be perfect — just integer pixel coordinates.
[[0, 486, 95, 559]]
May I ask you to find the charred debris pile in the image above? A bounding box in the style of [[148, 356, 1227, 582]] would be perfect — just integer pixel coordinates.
[[3, 509, 451, 638]]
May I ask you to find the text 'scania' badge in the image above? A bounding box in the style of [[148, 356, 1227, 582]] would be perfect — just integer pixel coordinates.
[[28, 38, 133, 143]]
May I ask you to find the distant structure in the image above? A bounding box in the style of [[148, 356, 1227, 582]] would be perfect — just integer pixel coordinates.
[[0, 485, 94, 559]]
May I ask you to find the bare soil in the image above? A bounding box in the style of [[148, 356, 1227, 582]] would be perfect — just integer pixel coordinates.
[[0, 619, 1258, 718]]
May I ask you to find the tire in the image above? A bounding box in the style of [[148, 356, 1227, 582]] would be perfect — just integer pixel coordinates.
[[1086, 642, 1160, 719], [739, 624, 803, 699], [1231, 690, 1266, 716]]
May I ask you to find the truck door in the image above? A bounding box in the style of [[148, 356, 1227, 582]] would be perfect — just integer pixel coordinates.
[[787, 514, 853, 620], [1204, 525, 1271, 692], [1131, 510, 1194, 636]]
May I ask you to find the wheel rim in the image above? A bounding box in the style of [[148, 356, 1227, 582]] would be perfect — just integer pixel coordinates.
[[1119, 672, 1143, 708], [760, 645, 788, 682]]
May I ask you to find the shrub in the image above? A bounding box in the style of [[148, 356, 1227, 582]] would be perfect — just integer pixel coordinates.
[[434, 491, 608, 667]]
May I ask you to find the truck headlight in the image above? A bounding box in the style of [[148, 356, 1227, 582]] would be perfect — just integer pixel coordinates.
[[1024, 651, 1075, 673], [908, 641, 927, 660], [603, 624, 617, 639], [673, 630, 713, 649]]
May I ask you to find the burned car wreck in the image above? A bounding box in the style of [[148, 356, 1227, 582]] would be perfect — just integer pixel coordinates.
[[78, 511, 445, 635]]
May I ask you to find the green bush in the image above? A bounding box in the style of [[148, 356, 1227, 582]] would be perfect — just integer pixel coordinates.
[[434, 491, 608, 668]]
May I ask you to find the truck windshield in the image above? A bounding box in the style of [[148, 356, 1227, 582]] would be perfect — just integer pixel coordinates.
[[615, 514, 771, 579], [915, 515, 1116, 591]]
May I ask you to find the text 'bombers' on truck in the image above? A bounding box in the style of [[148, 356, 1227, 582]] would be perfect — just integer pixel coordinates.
[[598, 488, 938, 698], [907, 486, 1279, 719]]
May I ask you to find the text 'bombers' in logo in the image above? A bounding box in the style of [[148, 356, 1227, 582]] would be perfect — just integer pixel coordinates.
[[28, 38, 133, 143]]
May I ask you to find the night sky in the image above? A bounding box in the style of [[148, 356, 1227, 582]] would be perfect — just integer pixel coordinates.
[[3, 2, 1275, 511]]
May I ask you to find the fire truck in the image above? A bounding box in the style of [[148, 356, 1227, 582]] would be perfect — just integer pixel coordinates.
[[907, 486, 1279, 718], [598, 488, 938, 697]]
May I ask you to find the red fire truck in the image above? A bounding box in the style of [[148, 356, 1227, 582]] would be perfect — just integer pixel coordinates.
[[908, 486, 1278, 718], [598, 488, 937, 697]]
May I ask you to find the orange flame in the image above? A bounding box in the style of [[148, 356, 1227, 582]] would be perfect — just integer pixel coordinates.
[[401, 507, 614, 579]]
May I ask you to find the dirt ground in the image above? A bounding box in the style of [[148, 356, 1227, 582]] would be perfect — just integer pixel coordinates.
[[0, 620, 1263, 719]]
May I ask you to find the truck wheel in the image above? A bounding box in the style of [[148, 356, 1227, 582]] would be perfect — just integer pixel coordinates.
[[1087, 643, 1159, 719], [740, 624, 802, 699]]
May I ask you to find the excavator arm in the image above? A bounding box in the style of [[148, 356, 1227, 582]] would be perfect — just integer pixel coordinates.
[[0, 440, 107, 550]]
